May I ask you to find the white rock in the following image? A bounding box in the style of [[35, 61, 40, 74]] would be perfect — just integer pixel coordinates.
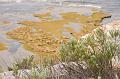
[[0, 69, 31, 79], [0, 71, 15, 79], [103, 20, 120, 31]]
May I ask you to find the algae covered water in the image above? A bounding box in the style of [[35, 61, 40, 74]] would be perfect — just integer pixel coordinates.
[[0, 0, 119, 70]]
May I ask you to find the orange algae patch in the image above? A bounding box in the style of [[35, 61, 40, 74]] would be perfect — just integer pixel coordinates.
[[34, 12, 51, 18], [18, 19, 71, 38], [19, 12, 111, 38], [60, 11, 111, 37], [61, 12, 82, 20], [0, 21, 11, 26], [92, 11, 111, 21], [7, 11, 111, 63], [18, 21, 41, 26], [0, 43, 7, 51], [33, 12, 52, 21], [7, 26, 61, 62]]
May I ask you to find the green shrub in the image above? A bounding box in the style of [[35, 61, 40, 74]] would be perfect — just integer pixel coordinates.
[[60, 28, 120, 79], [8, 55, 34, 75]]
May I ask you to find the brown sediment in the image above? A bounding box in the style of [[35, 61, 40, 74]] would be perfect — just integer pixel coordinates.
[[0, 43, 7, 51], [7, 11, 111, 63]]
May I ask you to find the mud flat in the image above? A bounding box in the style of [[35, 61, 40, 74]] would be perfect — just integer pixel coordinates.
[[7, 10, 111, 63]]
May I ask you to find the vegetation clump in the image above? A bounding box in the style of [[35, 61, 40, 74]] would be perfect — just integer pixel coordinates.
[[8, 55, 34, 75], [60, 28, 120, 79]]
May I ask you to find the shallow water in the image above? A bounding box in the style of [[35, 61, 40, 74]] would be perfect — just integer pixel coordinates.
[[83, 0, 120, 24], [0, 0, 119, 70]]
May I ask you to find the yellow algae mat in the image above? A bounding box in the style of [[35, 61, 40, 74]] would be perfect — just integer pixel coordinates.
[[7, 11, 111, 63], [0, 21, 11, 26], [0, 43, 7, 51]]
